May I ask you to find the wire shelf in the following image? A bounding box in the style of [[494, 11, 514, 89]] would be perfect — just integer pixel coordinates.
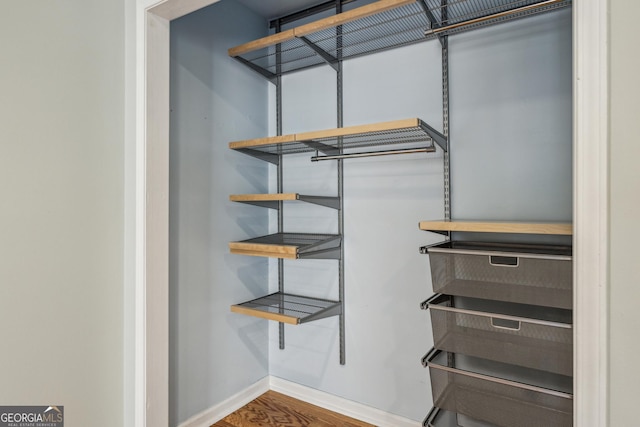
[[231, 292, 342, 325], [229, 118, 446, 162], [230, 193, 340, 210], [229, 0, 571, 78], [229, 232, 342, 259]]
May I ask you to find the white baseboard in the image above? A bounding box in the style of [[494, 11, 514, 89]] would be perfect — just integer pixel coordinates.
[[178, 375, 421, 427], [269, 376, 421, 427], [177, 376, 270, 427]]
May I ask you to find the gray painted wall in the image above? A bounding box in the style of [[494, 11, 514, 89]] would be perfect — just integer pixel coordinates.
[[449, 11, 573, 223], [169, 2, 270, 425], [171, 2, 572, 423], [609, 0, 640, 425], [0, 1, 127, 426]]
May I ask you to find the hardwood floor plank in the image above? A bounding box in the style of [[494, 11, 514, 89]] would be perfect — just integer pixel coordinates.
[[213, 390, 375, 427]]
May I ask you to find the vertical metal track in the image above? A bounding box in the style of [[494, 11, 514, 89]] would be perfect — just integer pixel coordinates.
[[442, 35, 450, 223], [441, 0, 451, 226], [275, 20, 285, 350], [336, 0, 346, 366], [440, 0, 456, 392], [271, 1, 347, 364]]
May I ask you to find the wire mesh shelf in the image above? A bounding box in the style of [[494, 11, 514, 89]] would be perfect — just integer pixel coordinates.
[[231, 292, 342, 325], [229, 232, 342, 259], [229, 0, 571, 78], [229, 118, 446, 162]]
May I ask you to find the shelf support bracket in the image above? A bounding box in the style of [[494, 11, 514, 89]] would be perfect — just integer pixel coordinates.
[[417, 0, 445, 47], [233, 56, 278, 83], [235, 148, 280, 165], [419, 121, 448, 152], [300, 139, 341, 156], [298, 195, 341, 210], [235, 200, 280, 209], [298, 36, 340, 72], [300, 303, 342, 324]]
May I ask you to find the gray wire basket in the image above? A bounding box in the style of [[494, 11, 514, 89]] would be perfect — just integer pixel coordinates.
[[425, 349, 573, 427], [424, 294, 573, 376], [426, 242, 573, 309]]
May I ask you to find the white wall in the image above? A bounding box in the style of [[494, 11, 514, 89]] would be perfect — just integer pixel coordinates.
[[169, 1, 270, 425], [609, 0, 640, 424], [0, 1, 127, 426]]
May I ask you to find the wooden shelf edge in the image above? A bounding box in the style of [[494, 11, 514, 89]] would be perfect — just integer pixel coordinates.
[[230, 193, 298, 202], [230, 305, 300, 325], [229, 134, 297, 150], [228, 28, 296, 58], [419, 220, 573, 235], [229, 248, 298, 259], [229, 242, 298, 259], [229, 118, 422, 150]]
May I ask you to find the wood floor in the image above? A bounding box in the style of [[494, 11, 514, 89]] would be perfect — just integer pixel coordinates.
[[212, 391, 375, 427]]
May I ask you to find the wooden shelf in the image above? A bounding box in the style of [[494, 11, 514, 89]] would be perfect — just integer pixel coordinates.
[[231, 292, 341, 325], [228, 0, 571, 78], [229, 118, 446, 163], [230, 193, 340, 210], [229, 233, 341, 259], [419, 220, 573, 235]]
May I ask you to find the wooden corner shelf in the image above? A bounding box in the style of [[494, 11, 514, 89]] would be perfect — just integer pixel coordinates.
[[229, 118, 446, 163], [228, 0, 571, 78], [230, 193, 340, 210], [230, 292, 341, 325], [419, 220, 573, 235], [229, 232, 342, 259]]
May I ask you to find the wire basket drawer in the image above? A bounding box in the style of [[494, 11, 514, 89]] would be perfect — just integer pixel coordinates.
[[424, 294, 572, 376], [426, 242, 572, 309], [424, 349, 573, 427], [423, 407, 500, 427]]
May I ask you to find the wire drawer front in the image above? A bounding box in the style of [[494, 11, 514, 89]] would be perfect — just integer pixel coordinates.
[[425, 350, 573, 427], [427, 242, 572, 309], [425, 294, 572, 376]]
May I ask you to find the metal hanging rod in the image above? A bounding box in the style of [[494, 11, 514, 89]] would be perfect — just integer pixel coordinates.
[[425, 0, 566, 36], [311, 146, 435, 161]]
